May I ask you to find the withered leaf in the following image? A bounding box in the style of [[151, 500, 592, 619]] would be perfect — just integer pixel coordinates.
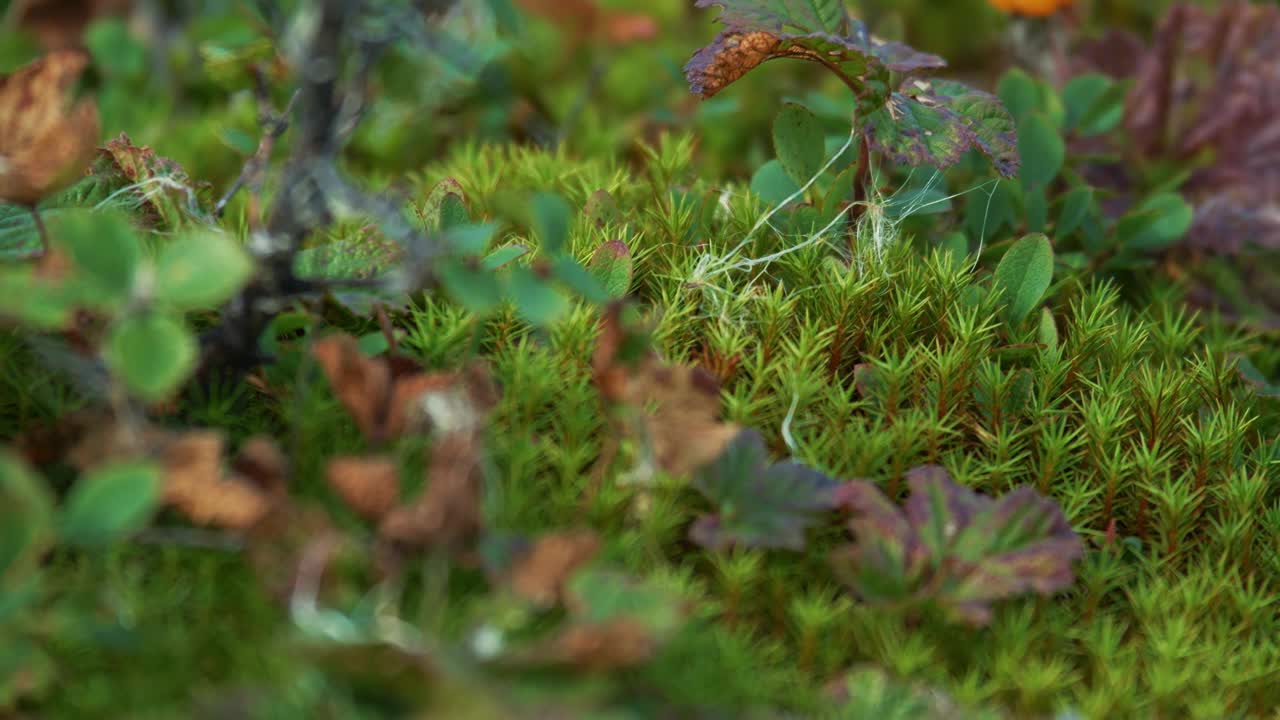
[[161, 431, 274, 530], [684, 0, 946, 99], [592, 302, 740, 479], [683, 2, 1017, 177], [504, 530, 601, 608], [0, 49, 100, 207], [310, 333, 458, 443], [326, 455, 401, 521], [376, 362, 499, 551]]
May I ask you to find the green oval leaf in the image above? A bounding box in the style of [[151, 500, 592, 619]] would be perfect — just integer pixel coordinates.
[[773, 102, 825, 187], [1017, 112, 1065, 189], [106, 313, 198, 401], [0, 453, 53, 582], [992, 233, 1054, 328], [996, 68, 1040, 124], [509, 266, 569, 327], [154, 230, 255, 311], [1116, 192, 1193, 252], [53, 208, 140, 310], [60, 461, 161, 548], [530, 193, 572, 257], [750, 159, 801, 206], [587, 240, 633, 299]]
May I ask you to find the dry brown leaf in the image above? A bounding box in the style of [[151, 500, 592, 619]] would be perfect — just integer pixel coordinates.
[[162, 431, 273, 530], [310, 334, 460, 443], [506, 530, 601, 608], [326, 455, 401, 521], [684, 31, 781, 100], [592, 302, 740, 479], [546, 618, 657, 671], [5, 0, 130, 51], [515, 0, 657, 46], [379, 432, 484, 549], [230, 435, 290, 501], [0, 49, 100, 207], [90, 133, 207, 228], [378, 363, 499, 550]]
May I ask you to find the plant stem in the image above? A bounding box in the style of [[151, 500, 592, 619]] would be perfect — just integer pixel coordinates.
[[29, 205, 49, 256], [847, 135, 871, 254]]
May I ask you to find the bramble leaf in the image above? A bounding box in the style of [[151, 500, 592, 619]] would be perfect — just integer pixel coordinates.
[[690, 429, 841, 551], [684, 0, 945, 99], [832, 465, 1083, 626]]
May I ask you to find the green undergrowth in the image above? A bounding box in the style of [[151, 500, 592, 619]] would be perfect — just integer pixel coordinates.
[[5, 138, 1280, 719]]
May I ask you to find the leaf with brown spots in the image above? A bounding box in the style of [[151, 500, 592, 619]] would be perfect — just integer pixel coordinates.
[[326, 455, 401, 521], [0, 49, 100, 208]]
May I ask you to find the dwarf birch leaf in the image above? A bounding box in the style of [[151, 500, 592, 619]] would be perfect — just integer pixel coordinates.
[[0, 453, 53, 582], [750, 159, 801, 205], [992, 233, 1053, 328], [154, 230, 254, 311], [106, 312, 198, 402], [690, 429, 841, 551], [531, 192, 572, 257], [60, 462, 161, 548]]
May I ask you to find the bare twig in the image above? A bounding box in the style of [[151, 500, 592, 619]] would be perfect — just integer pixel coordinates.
[[214, 66, 300, 224]]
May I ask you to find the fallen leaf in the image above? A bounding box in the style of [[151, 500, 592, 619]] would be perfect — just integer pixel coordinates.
[[161, 431, 273, 530], [0, 49, 100, 207], [377, 362, 499, 550], [326, 455, 401, 521], [229, 435, 290, 500], [505, 530, 601, 608], [543, 618, 657, 671], [592, 302, 740, 479], [310, 333, 460, 443]]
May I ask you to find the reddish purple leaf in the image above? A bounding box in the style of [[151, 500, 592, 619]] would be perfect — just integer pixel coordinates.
[[690, 429, 841, 551], [833, 466, 1083, 626]]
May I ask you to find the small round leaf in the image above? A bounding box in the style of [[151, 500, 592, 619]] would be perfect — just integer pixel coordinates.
[[154, 230, 255, 311], [60, 462, 161, 548], [106, 313, 198, 401]]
